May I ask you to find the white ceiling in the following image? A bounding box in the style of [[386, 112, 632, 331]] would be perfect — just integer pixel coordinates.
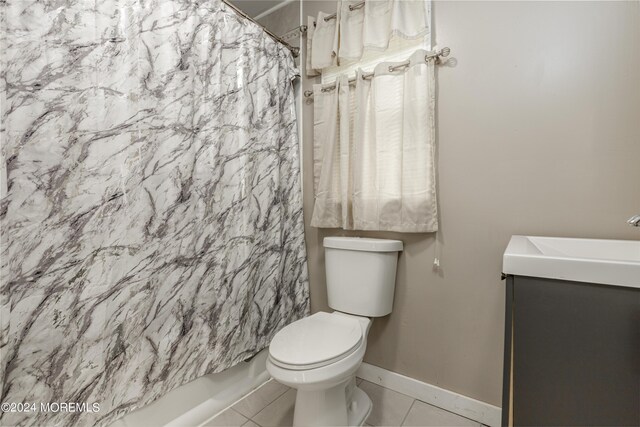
[[228, 0, 288, 18]]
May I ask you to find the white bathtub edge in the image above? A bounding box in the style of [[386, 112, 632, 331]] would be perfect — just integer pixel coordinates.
[[111, 349, 269, 427], [170, 370, 270, 427]]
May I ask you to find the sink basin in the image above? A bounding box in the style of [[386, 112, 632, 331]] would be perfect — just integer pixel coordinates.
[[503, 236, 640, 288]]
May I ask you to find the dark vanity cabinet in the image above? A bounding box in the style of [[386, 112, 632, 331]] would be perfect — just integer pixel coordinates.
[[502, 275, 640, 426]]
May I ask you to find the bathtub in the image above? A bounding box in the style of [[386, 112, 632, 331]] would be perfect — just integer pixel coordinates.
[[110, 349, 269, 427]]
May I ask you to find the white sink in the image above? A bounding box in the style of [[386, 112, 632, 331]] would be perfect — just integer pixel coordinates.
[[503, 235, 640, 289]]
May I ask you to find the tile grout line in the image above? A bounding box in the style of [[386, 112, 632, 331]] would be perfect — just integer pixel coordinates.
[[249, 413, 261, 427], [399, 398, 417, 427], [243, 380, 484, 427], [247, 415, 264, 427], [214, 378, 289, 426], [360, 378, 416, 401], [248, 385, 292, 426], [215, 378, 274, 417], [358, 363, 500, 426], [263, 381, 291, 409], [229, 407, 250, 423]]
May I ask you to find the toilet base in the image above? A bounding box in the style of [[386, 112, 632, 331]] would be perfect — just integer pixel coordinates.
[[348, 385, 373, 426], [292, 377, 372, 427]]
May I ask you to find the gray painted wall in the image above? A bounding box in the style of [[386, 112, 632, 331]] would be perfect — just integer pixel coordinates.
[[257, 0, 300, 41], [299, 0, 640, 407]]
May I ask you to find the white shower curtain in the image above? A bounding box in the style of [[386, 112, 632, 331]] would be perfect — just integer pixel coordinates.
[[312, 49, 438, 233]]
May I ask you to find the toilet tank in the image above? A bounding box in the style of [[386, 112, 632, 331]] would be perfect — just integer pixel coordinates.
[[324, 237, 403, 317]]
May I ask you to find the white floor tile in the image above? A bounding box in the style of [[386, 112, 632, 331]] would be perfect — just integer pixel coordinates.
[[242, 421, 261, 427], [252, 388, 296, 427], [202, 408, 248, 427], [359, 380, 414, 427], [232, 379, 290, 418], [402, 400, 481, 427]]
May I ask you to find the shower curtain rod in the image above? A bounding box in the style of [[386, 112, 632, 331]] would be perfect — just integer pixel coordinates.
[[303, 47, 451, 98], [222, 0, 300, 57]]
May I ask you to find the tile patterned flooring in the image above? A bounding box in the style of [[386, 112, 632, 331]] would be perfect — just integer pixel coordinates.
[[203, 378, 483, 427]]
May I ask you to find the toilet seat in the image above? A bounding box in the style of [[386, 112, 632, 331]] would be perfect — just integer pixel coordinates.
[[269, 312, 363, 370]]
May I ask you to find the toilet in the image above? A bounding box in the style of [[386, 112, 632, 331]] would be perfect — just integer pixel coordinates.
[[267, 237, 403, 427]]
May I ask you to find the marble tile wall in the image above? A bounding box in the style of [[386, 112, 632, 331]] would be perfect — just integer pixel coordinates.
[[0, 1, 309, 426]]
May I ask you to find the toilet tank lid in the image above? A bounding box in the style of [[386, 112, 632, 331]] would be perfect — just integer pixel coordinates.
[[323, 237, 403, 252]]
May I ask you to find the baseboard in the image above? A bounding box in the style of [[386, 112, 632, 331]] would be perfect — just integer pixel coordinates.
[[356, 363, 502, 427]]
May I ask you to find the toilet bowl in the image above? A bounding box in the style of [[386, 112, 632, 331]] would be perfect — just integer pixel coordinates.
[[266, 237, 403, 427], [267, 311, 373, 426]]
